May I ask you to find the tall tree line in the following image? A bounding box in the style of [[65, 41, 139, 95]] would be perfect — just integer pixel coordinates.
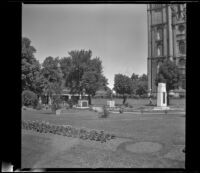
[[22, 37, 108, 105]]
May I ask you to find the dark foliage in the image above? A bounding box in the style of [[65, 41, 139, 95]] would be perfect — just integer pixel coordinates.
[[22, 120, 116, 143]]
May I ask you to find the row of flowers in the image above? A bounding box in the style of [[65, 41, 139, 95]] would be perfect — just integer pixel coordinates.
[[21, 120, 116, 143]]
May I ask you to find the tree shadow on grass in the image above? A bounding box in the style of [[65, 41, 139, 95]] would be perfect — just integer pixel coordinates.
[[42, 112, 55, 115]]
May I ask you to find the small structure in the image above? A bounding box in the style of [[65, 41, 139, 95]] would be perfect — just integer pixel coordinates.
[[77, 99, 89, 109], [154, 83, 169, 110], [56, 109, 62, 115], [107, 100, 115, 108]]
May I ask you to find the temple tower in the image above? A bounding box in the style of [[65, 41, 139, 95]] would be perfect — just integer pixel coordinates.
[[147, 4, 186, 95]]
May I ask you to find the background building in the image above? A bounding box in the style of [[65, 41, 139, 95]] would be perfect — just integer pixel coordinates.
[[147, 4, 186, 95]]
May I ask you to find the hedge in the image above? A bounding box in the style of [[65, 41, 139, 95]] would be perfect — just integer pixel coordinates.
[[22, 120, 116, 143]]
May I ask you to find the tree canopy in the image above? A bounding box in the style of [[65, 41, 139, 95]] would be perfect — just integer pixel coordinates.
[[155, 59, 181, 105], [22, 37, 41, 94], [155, 60, 181, 92], [40, 56, 63, 97], [114, 74, 133, 104], [59, 49, 108, 104], [131, 73, 148, 96]]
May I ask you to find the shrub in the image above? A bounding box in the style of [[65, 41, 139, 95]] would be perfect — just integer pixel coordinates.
[[119, 107, 124, 114], [124, 102, 133, 108], [140, 107, 145, 114], [124, 102, 129, 107], [35, 103, 43, 110], [67, 99, 73, 108], [22, 120, 116, 143], [22, 90, 38, 108], [51, 95, 62, 112], [99, 106, 110, 118]]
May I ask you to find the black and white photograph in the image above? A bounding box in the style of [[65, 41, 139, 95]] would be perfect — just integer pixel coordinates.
[[21, 3, 186, 169]]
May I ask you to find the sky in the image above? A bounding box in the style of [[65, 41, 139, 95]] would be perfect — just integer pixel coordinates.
[[22, 4, 147, 89]]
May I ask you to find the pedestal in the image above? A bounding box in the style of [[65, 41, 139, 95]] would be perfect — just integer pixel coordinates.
[[154, 83, 169, 110], [77, 100, 89, 109], [56, 109, 61, 115], [107, 100, 115, 107]]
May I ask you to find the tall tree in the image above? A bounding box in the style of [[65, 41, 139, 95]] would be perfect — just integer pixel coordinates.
[[155, 59, 181, 105], [114, 74, 133, 104], [136, 74, 148, 96], [22, 37, 41, 94], [131, 73, 139, 81], [66, 50, 92, 95], [41, 56, 63, 105], [62, 50, 108, 105]]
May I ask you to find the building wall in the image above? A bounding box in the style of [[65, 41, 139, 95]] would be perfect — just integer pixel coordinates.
[[147, 4, 186, 95]]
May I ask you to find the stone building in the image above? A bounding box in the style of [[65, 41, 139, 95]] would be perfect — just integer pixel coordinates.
[[147, 4, 186, 95]]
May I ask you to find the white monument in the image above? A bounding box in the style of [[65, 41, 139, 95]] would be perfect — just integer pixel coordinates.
[[77, 100, 89, 109], [56, 109, 62, 115], [107, 100, 115, 108], [154, 83, 169, 110]]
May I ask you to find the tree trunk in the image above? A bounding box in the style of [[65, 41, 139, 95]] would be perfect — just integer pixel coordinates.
[[167, 91, 170, 106], [122, 95, 127, 105], [88, 95, 92, 105]]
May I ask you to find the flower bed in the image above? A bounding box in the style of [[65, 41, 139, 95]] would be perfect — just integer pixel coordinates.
[[22, 120, 116, 143]]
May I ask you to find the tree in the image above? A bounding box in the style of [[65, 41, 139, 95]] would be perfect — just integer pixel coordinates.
[[40, 56, 63, 108], [130, 73, 148, 97], [22, 90, 38, 108], [59, 57, 73, 82], [105, 87, 113, 99], [22, 37, 41, 94], [81, 72, 108, 104], [62, 49, 108, 105], [64, 50, 92, 95], [155, 59, 181, 105], [131, 73, 139, 81], [136, 74, 148, 96], [114, 74, 133, 105]]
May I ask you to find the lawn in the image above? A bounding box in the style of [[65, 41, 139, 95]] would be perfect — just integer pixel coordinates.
[[91, 98, 185, 109], [22, 104, 185, 168]]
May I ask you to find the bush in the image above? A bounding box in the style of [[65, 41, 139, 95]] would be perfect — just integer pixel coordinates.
[[51, 95, 62, 112], [119, 107, 124, 114], [35, 103, 43, 110], [124, 102, 133, 108], [22, 90, 38, 108], [22, 120, 116, 143], [99, 106, 110, 118], [67, 99, 74, 108]]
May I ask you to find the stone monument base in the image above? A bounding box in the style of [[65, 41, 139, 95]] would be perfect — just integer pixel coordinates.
[[56, 109, 62, 115], [107, 100, 115, 108], [76, 100, 89, 109], [153, 106, 170, 110], [76, 106, 90, 109]]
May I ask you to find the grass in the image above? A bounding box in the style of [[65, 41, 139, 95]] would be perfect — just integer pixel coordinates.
[[22, 98, 185, 168], [91, 98, 185, 109], [22, 101, 185, 168]]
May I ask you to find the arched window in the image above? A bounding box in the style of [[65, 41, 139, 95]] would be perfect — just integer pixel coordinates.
[[156, 28, 163, 40], [178, 25, 185, 33], [157, 44, 163, 57], [179, 40, 186, 54], [157, 61, 162, 73]]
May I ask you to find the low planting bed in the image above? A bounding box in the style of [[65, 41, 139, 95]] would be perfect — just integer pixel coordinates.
[[22, 120, 116, 143]]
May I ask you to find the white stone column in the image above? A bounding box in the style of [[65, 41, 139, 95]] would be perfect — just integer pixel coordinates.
[[155, 83, 169, 110]]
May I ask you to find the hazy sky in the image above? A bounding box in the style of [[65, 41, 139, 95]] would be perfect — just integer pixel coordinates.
[[22, 4, 147, 89]]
